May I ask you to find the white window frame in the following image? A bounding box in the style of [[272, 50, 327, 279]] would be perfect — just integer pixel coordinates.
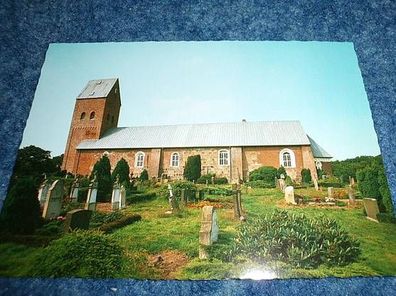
[[170, 152, 180, 167], [279, 148, 296, 168], [135, 151, 145, 168], [218, 149, 230, 166]]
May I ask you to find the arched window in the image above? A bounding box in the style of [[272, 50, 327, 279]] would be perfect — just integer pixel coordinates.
[[90, 111, 95, 119], [171, 152, 179, 167], [279, 148, 296, 168], [218, 149, 229, 166], [135, 152, 145, 168], [80, 112, 86, 120]]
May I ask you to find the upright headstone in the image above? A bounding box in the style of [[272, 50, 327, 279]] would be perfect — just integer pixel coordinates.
[[85, 176, 98, 211], [363, 198, 380, 222], [64, 209, 92, 233], [42, 180, 64, 220], [349, 176, 355, 186], [348, 185, 355, 205], [70, 178, 80, 202], [279, 179, 286, 193], [199, 206, 219, 259], [211, 176, 215, 185], [111, 176, 121, 211], [313, 178, 319, 191], [120, 185, 126, 209], [328, 187, 334, 199], [284, 186, 296, 205], [37, 178, 50, 207], [167, 184, 179, 213]]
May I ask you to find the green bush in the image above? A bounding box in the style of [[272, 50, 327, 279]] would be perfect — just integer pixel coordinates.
[[301, 168, 312, 183], [277, 166, 287, 179], [35, 221, 64, 236], [377, 166, 394, 214], [99, 214, 142, 233], [31, 230, 123, 278], [224, 210, 360, 268], [183, 155, 201, 182], [246, 180, 276, 188], [376, 213, 396, 224], [197, 174, 228, 185], [112, 158, 130, 185], [139, 169, 149, 181], [204, 187, 234, 196], [90, 155, 112, 202], [249, 166, 277, 185], [0, 178, 41, 234], [215, 177, 228, 184]]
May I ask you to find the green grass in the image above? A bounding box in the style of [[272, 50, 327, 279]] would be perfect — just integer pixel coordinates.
[[0, 186, 395, 279]]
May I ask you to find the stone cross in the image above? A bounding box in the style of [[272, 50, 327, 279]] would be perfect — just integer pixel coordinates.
[[111, 176, 121, 210], [199, 206, 219, 259], [42, 179, 64, 220], [85, 175, 98, 211], [363, 198, 380, 222], [284, 186, 296, 205], [70, 178, 80, 202], [37, 178, 50, 207], [348, 185, 355, 205], [313, 178, 319, 191], [64, 209, 92, 233]]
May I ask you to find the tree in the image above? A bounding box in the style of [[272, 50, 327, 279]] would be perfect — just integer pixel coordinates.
[[301, 168, 312, 183], [112, 158, 130, 185], [249, 166, 277, 184], [276, 166, 287, 179], [0, 178, 41, 234], [183, 155, 201, 182], [139, 169, 149, 181], [90, 155, 112, 202]]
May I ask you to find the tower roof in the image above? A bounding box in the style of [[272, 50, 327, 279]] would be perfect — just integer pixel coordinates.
[[77, 78, 118, 99]]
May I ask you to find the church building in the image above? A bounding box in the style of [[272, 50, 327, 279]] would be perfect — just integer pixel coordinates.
[[61, 78, 332, 183]]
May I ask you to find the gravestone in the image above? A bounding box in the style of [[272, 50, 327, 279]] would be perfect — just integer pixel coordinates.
[[64, 209, 92, 233], [167, 184, 179, 213], [70, 179, 79, 202], [278, 178, 286, 192], [120, 185, 126, 209], [85, 176, 98, 211], [363, 198, 380, 222], [348, 185, 355, 205], [199, 206, 219, 259], [42, 179, 64, 220], [211, 176, 215, 185], [284, 186, 296, 205], [327, 187, 335, 201], [37, 178, 50, 207], [313, 178, 319, 191], [111, 177, 121, 210], [349, 176, 355, 186]]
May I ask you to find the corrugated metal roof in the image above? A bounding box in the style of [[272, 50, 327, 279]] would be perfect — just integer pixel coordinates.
[[77, 78, 117, 99], [308, 135, 332, 159], [77, 120, 312, 150]]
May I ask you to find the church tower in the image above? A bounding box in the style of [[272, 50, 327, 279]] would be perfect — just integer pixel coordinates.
[[62, 78, 121, 174]]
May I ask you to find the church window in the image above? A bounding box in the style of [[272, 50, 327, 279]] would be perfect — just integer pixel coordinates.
[[135, 152, 145, 168], [80, 112, 86, 120], [90, 111, 95, 119], [279, 149, 296, 168], [171, 152, 179, 167], [219, 149, 229, 166]]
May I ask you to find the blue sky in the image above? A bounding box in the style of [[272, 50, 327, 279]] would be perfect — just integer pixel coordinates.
[[21, 41, 380, 160]]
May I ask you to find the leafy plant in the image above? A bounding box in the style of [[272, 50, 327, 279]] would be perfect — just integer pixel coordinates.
[[139, 169, 149, 181], [112, 158, 130, 185], [301, 168, 312, 183], [90, 155, 112, 202], [183, 155, 201, 182], [249, 166, 277, 185], [98, 214, 142, 233], [246, 180, 276, 188], [197, 174, 228, 185]]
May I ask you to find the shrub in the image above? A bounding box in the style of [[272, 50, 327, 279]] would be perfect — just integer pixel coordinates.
[[126, 192, 157, 204], [204, 187, 234, 196], [31, 230, 123, 278], [196, 173, 215, 184], [139, 169, 149, 181], [215, 177, 228, 184], [356, 167, 380, 200], [376, 213, 396, 224], [224, 210, 360, 268], [249, 166, 277, 185], [246, 180, 276, 188], [90, 155, 112, 202], [0, 178, 41, 234], [377, 167, 394, 214], [99, 214, 142, 233], [35, 220, 64, 236], [277, 166, 287, 179], [183, 155, 201, 182], [301, 168, 312, 183], [112, 158, 130, 185]]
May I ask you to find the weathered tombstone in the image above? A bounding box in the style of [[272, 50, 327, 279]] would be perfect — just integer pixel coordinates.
[[363, 198, 380, 222], [211, 176, 215, 185], [233, 190, 242, 219], [64, 209, 92, 233], [167, 184, 180, 213], [42, 179, 64, 220], [120, 185, 126, 209], [313, 178, 319, 191], [348, 185, 355, 205], [284, 186, 296, 205], [70, 178, 80, 202], [275, 177, 280, 189], [199, 206, 219, 259], [328, 187, 334, 199], [111, 176, 121, 211], [349, 176, 355, 186], [85, 176, 98, 211], [37, 178, 50, 207], [279, 178, 286, 193]]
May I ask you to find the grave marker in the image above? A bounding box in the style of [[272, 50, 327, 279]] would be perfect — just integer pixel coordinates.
[[348, 185, 355, 205], [85, 176, 98, 211], [363, 198, 380, 222], [111, 176, 121, 210], [284, 186, 296, 205], [327, 187, 335, 201], [313, 178, 319, 191], [279, 178, 286, 193], [120, 185, 126, 209], [167, 184, 180, 213], [42, 179, 64, 220], [70, 178, 79, 202], [37, 178, 50, 207], [64, 209, 92, 233], [199, 206, 219, 259]]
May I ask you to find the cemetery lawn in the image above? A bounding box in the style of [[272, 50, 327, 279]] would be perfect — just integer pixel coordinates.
[[1, 187, 396, 279]]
